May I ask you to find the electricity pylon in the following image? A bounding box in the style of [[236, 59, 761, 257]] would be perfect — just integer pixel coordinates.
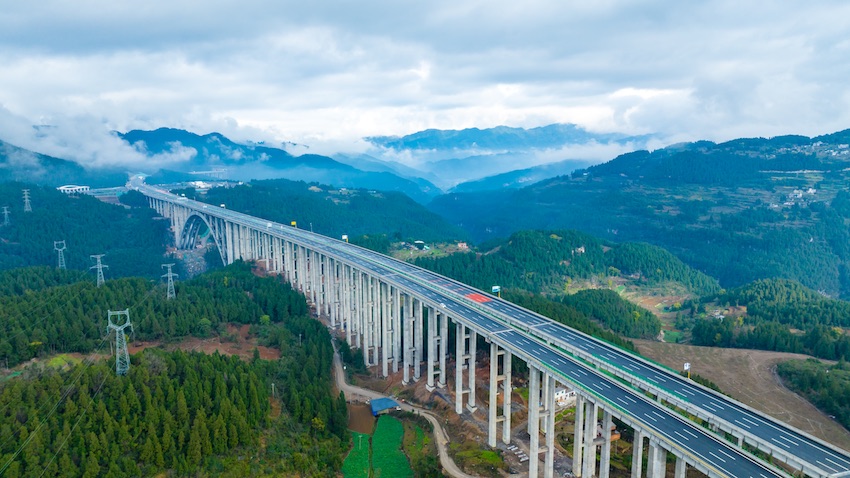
[[54, 241, 67, 269], [1, 206, 9, 226], [90, 254, 108, 287], [162, 263, 178, 300], [107, 310, 133, 375], [22, 189, 31, 212]]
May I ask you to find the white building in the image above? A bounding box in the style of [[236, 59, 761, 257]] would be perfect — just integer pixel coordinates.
[[57, 185, 90, 194], [555, 387, 576, 407]]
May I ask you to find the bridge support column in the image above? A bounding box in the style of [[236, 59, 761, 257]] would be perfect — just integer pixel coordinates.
[[309, 249, 318, 305], [528, 365, 541, 478], [393, 287, 401, 374], [413, 298, 423, 381], [329, 258, 337, 327], [360, 274, 369, 365], [402, 294, 412, 385], [573, 395, 584, 476], [488, 342, 510, 447], [467, 329, 476, 412], [501, 350, 511, 444], [543, 373, 555, 478], [380, 282, 389, 376], [373, 278, 381, 369], [438, 311, 447, 388], [581, 400, 598, 478], [631, 430, 644, 478], [646, 440, 665, 478], [343, 266, 352, 344], [426, 307, 437, 391], [599, 410, 613, 478], [674, 457, 687, 478], [355, 272, 363, 352], [455, 323, 466, 414]]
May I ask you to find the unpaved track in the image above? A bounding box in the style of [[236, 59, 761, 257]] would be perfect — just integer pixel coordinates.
[[634, 340, 850, 451], [332, 350, 478, 478]]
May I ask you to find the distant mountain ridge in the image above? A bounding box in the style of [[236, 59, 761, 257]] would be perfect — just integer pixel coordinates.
[[367, 124, 654, 150], [364, 123, 655, 190], [450, 158, 596, 193], [0, 139, 127, 187], [119, 128, 441, 202]]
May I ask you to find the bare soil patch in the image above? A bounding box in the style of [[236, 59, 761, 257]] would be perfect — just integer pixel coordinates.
[[129, 324, 280, 361], [348, 403, 376, 434], [634, 339, 850, 451]]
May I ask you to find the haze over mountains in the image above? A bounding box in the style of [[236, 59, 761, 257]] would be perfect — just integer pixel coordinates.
[[0, 123, 651, 200]]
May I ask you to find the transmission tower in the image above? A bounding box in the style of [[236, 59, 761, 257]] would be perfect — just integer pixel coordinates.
[[22, 189, 31, 212], [1, 206, 9, 226], [106, 310, 133, 375], [54, 241, 67, 269], [90, 254, 108, 287], [162, 263, 178, 300]]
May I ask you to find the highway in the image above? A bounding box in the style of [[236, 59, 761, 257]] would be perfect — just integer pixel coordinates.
[[136, 180, 795, 477]]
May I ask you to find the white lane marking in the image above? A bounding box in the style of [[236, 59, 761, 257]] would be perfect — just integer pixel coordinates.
[[682, 428, 698, 439], [739, 416, 760, 427], [708, 451, 726, 463], [733, 419, 752, 429], [673, 431, 690, 442], [718, 449, 737, 461], [776, 435, 801, 447]]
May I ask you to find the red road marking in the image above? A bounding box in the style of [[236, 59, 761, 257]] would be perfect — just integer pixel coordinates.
[[465, 293, 491, 303]]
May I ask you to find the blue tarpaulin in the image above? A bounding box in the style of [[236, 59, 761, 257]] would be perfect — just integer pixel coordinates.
[[370, 398, 399, 416]]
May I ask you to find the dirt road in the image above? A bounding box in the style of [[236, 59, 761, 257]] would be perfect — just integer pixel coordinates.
[[332, 350, 478, 478]]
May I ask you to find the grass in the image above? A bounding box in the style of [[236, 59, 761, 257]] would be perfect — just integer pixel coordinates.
[[371, 416, 412, 478], [46, 354, 83, 369], [662, 329, 683, 343], [342, 432, 371, 478]]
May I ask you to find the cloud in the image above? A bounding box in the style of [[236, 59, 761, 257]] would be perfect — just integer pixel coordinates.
[[0, 0, 849, 165]]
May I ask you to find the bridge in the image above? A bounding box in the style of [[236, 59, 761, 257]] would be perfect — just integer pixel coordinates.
[[133, 176, 850, 478]]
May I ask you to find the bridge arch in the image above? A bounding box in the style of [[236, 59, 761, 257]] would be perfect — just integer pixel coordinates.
[[179, 212, 227, 266]]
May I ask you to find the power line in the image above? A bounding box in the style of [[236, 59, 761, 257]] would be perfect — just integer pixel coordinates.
[[1, 206, 9, 226], [22, 189, 31, 212], [53, 241, 66, 270], [161, 263, 178, 300], [90, 254, 108, 287], [106, 310, 133, 375]]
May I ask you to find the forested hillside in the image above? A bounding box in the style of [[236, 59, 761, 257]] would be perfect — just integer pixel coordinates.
[[777, 358, 850, 431], [175, 178, 466, 243], [0, 262, 308, 367], [690, 279, 850, 361], [429, 130, 850, 298], [0, 262, 349, 476], [0, 183, 170, 277], [413, 230, 719, 296]]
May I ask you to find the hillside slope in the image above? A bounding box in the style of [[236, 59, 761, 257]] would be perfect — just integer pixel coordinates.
[[429, 129, 850, 297]]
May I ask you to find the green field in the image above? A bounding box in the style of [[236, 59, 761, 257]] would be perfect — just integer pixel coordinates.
[[342, 432, 371, 478], [372, 416, 413, 478], [343, 416, 414, 478]]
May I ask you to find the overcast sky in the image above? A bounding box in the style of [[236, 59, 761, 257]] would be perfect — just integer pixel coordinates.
[[1, 1, 850, 165]]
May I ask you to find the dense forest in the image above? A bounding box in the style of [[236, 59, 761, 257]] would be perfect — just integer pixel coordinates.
[[560, 289, 660, 339], [690, 279, 850, 361], [0, 183, 170, 278], [172, 178, 465, 243], [0, 261, 310, 368], [428, 132, 850, 298], [776, 358, 850, 431], [413, 229, 719, 297], [0, 262, 349, 476]]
